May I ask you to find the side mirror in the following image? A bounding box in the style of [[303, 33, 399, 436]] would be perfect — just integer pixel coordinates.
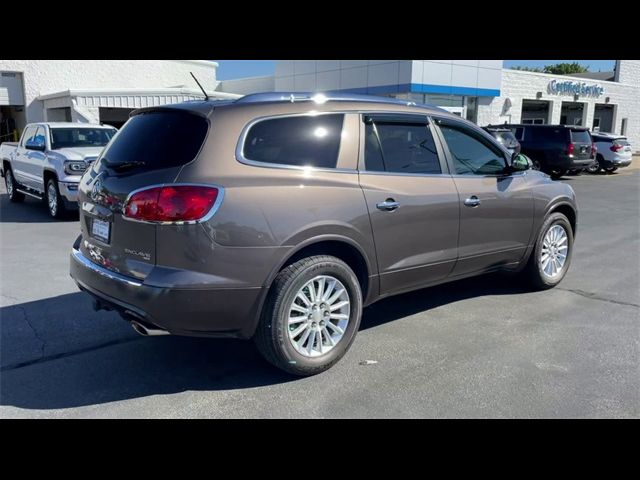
[[25, 140, 45, 151], [510, 153, 531, 172]]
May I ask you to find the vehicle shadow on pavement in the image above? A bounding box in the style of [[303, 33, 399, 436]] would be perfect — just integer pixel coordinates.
[[0, 274, 528, 411], [0, 194, 79, 224]]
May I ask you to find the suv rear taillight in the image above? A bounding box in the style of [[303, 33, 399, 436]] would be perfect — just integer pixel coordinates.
[[567, 142, 575, 156], [591, 143, 597, 158], [124, 185, 221, 223], [610, 144, 624, 152]]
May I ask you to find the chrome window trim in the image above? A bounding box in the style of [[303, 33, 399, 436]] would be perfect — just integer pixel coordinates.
[[72, 247, 143, 287], [121, 182, 225, 225], [235, 112, 357, 174]]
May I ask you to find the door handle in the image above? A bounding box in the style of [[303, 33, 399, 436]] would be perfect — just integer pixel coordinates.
[[464, 195, 481, 207], [376, 199, 400, 211]]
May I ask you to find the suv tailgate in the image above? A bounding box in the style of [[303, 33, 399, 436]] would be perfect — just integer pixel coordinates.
[[77, 109, 210, 280]]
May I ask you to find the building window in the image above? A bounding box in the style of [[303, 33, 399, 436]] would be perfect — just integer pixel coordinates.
[[593, 117, 601, 132], [522, 118, 545, 125]]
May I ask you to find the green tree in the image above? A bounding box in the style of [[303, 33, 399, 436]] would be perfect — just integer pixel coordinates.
[[510, 62, 590, 75], [543, 62, 589, 75]]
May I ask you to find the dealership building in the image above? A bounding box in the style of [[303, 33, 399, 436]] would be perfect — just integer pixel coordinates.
[[219, 60, 640, 150], [2, 59, 638, 150], [0, 60, 239, 139]]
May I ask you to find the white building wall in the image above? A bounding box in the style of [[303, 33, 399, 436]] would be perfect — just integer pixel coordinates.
[[0, 60, 219, 124], [477, 65, 640, 151], [216, 75, 274, 95], [275, 61, 413, 93]]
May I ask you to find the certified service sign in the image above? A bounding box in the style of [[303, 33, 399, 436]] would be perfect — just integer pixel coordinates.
[[548, 80, 604, 97]]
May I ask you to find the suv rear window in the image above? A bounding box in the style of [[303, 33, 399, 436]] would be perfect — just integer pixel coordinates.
[[100, 110, 208, 170], [570, 129, 591, 144], [492, 131, 519, 149], [242, 114, 344, 169]]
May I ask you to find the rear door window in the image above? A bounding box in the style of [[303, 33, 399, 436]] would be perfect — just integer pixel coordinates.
[[99, 110, 209, 170], [364, 115, 441, 175], [242, 114, 344, 169]]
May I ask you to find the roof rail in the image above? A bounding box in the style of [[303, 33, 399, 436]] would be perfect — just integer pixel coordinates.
[[234, 91, 447, 111]]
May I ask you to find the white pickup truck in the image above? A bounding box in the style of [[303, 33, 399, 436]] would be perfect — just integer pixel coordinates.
[[1, 122, 117, 218]]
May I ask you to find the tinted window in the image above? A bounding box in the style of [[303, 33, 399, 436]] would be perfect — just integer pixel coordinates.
[[364, 119, 441, 174], [243, 114, 344, 169], [99, 111, 207, 170], [570, 130, 591, 144], [492, 131, 519, 149], [512, 127, 524, 141], [51, 128, 116, 150], [532, 127, 568, 142], [439, 122, 506, 175]]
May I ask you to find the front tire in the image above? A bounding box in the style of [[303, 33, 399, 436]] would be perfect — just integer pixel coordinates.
[[605, 166, 618, 173], [5, 168, 25, 203], [254, 255, 363, 376], [45, 177, 66, 219], [524, 212, 573, 290]]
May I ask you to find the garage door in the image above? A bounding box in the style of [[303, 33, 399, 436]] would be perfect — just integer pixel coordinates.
[[0, 72, 25, 106]]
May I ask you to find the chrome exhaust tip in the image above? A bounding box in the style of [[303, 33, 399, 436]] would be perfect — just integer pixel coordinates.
[[129, 320, 170, 336]]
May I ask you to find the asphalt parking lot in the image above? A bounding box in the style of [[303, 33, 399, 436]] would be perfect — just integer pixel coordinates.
[[1, 165, 638, 418]]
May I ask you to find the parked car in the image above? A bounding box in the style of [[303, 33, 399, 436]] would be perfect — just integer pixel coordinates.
[[1, 122, 117, 218], [70, 93, 578, 376], [482, 126, 521, 156], [499, 124, 596, 179], [587, 132, 633, 174]]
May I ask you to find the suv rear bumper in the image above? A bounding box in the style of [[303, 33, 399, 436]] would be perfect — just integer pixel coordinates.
[[601, 157, 632, 168], [70, 246, 264, 339]]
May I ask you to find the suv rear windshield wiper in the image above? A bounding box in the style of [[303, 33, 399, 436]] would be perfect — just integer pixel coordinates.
[[102, 159, 147, 171]]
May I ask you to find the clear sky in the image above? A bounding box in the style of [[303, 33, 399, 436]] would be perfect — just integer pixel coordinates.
[[214, 60, 616, 80]]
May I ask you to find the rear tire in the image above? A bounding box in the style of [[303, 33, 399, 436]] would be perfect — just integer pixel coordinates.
[[254, 255, 363, 376], [586, 156, 601, 174], [524, 212, 573, 290], [45, 177, 67, 219], [5, 168, 25, 203]]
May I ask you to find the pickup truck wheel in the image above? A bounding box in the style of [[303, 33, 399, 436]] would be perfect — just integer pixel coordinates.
[[46, 178, 66, 218], [524, 212, 573, 290], [604, 166, 618, 173], [5, 168, 25, 203], [254, 255, 363, 376]]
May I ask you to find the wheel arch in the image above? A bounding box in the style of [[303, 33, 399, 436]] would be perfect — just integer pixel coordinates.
[[547, 201, 577, 236]]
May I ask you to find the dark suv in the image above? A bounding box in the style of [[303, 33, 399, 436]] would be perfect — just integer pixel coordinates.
[[500, 124, 595, 179], [70, 93, 578, 376]]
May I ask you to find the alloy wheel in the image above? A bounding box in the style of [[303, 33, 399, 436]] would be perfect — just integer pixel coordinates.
[[287, 275, 350, 357], [540, 225, 568, 278], [48, 181, 58, 217]]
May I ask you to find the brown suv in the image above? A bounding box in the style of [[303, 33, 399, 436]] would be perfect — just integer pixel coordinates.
[[70, 93, 578, 375]]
